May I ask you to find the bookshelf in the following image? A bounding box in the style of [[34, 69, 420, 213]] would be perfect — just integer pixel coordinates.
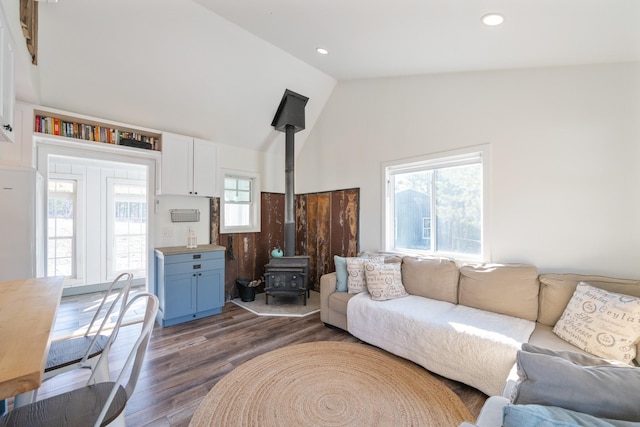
[[33, 108, 162, 153]]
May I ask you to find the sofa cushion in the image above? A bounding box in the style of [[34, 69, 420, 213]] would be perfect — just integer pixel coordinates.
[[364, 262, 408, 301], [347, 292, 535, 396], [401, 256, 459, 303], [328, 290, 355, 315], [553, 283, 640, 364], [346, 256, 384, 294], [529, 324, 593, 356], [458, 263, 539, 321], [537, 273, 640, 327], [512, 345, 640, 421], [503, 404, 639, 427]]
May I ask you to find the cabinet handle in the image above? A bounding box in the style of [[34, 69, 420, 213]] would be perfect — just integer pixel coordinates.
[[193, 254, 201, 259], [3, 124, 12, 132], [193, 264, 201, 269]]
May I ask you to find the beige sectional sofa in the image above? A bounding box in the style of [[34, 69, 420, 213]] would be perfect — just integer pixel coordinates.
[[320, 255, 640, 399]]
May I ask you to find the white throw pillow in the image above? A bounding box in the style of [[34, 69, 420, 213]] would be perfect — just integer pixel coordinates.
[[346, 256, 384, 294], [553, 282, 640, 364], [363, 262, 408, 301]]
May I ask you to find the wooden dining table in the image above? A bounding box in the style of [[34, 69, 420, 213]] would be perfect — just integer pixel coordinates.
[[0, 276, 64, 401]]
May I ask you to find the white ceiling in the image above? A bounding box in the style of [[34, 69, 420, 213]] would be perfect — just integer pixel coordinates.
[[20, 0, 640, 154], [194, 0, 640, 80]]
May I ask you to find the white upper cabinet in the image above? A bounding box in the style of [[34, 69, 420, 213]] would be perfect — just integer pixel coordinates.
[[160, 132, 191, 195], [192, 138, 217, 197], [0, 6, 15, 143], [160, 132, 217, 197]]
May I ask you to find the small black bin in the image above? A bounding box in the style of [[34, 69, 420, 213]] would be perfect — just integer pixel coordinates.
[[236, 279, 256, 302]]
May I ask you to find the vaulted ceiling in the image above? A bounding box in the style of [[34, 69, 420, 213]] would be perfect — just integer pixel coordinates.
[[195, 0, 640, 80], [16, 0, 640, 153]]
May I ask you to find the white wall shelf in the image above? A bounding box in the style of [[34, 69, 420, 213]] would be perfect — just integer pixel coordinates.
[[33, 107, 162, 153]]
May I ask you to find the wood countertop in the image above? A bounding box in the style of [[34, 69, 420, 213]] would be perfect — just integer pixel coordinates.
[[0, 276, 64, 400], [154, 244, 226, 256]]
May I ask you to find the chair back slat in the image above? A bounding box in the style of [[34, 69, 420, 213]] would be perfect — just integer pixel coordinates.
[[90, 292, 158, 427], [80, 273, 133, 365]]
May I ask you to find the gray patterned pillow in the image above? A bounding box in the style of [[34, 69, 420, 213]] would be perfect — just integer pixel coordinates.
[[363, 262, 408, 301]]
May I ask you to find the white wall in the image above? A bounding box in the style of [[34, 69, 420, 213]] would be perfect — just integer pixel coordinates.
[[153, 195, 211, 248], [297, 62, 640, 278], [216, 142, 284, 194]]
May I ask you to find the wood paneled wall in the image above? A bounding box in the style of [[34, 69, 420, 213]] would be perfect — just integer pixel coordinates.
[[211, 188, 359, 300]]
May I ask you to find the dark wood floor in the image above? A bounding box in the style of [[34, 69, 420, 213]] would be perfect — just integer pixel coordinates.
[[18, 292, 487, 426]]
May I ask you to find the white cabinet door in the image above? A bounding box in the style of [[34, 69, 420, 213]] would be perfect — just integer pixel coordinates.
[[0, 10, 15, 143], [160, 132, 192, 195], [192, 138, 216, 197], [160, 133, 216, 196]]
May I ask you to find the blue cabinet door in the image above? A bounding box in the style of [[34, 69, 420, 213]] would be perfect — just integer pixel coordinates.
[[197, 268, 224, 312], [163, 272, 197, 319]]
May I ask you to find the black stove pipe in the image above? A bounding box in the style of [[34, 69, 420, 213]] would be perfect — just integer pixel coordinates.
[[284, 124, 295, 256], [271, 89, 309, 257]]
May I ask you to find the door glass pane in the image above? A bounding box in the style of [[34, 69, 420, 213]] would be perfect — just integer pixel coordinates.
[[109, 182, 146, 278], [47, 179, 75, 278]]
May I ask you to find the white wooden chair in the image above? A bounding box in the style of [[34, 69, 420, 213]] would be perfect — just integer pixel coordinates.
[[13, 272, 133, 407], [0, 292, 159, 427]]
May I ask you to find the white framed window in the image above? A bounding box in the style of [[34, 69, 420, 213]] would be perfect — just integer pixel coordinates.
[[47, 178, 77, 278], [382, 145, 490, 261], [220, 169, 260, 233], [106, 178, 147, 280]]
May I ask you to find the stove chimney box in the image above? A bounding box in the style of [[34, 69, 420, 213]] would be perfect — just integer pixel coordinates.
[[271, 89, 309, 133]]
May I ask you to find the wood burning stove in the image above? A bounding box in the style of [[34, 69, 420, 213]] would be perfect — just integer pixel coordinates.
[[264, 256, 310, 305], [265, 90, 311, 306]]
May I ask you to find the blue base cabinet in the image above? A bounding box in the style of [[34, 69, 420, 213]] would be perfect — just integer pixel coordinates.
[[154, 245, 225, 327]]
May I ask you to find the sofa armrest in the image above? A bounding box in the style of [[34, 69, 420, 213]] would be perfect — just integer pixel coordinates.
[[320, 272, 337, 324], [474, 396, 509, 427]]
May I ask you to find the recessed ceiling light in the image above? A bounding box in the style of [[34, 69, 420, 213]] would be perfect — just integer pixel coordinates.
[[316, 48, 329, 55], [482, 13, 504, 26]]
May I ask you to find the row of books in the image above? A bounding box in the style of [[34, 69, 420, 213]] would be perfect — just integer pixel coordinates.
[[34, 115, 160, 150]]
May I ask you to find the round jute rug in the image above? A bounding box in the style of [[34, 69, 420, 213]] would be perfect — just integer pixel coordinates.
[[189, 341, 473, 426]]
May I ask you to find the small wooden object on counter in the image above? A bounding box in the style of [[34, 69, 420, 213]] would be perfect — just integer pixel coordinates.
[[0, 277, 64, 400], [154, 245, 226, 327]]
